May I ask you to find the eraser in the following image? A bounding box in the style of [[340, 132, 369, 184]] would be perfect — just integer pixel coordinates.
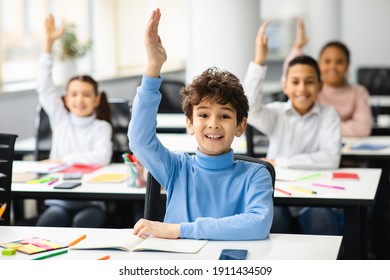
[[2, 248, 16, 256]]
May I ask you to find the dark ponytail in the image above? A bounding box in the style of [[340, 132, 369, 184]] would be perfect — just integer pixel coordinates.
[[96, 91, 113, 126]]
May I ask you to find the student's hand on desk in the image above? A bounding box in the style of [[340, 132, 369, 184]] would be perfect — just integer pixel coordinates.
[[133, 218, 180, 239], [254, 20, 269, 65]]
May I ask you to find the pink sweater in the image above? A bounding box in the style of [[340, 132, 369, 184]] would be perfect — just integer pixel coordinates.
[[283, 48, 372, 137]]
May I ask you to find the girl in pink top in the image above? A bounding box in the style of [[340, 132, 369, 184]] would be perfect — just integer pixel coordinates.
[[283, 18, 372, 137]]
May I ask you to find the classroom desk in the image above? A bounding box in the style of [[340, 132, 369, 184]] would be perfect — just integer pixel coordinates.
[[11, 161, 379, 260], [11, 162, 145, 201], [0, 226, 342, 260], [274, 167, 381, 260], [342, 135, 390, 259]]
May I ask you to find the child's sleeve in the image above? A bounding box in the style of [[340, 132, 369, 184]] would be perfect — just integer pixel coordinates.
[[243, 62, 279, 135], [340, 85, 372, 137], [36, 52, 68, 125], [128, 75, 181, 188]]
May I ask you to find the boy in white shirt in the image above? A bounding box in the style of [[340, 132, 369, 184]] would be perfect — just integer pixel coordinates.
[[244, 21, 342, 234]]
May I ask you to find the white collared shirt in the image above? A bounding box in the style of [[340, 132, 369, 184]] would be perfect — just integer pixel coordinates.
[[244, 62, 341, 169]]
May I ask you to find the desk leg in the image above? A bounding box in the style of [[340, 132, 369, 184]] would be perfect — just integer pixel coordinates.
[[369, 159, 390, 259], [343, 206, 367, 260]]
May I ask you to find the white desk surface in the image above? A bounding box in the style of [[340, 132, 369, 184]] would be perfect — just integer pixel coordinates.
[[274, 167, 382, 202], [12, 161, 381, 207], [12, 162, 146, 197], [0, 226, 342, 260], [156, 113, 186, 129]]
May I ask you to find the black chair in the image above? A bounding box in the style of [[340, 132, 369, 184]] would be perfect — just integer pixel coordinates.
[[357, 67, 390, 96], [34, 98, 131, 163], [109, 98, 132, 162], [0, 133, 18, 226], [34, 105, 51, 161], [245, 124, 269, 158], [158, 79, 185, 114], [143, 154, 276, 222]]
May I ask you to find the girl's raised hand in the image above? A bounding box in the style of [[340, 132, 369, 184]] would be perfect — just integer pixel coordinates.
[[44, 14, 64, 52]]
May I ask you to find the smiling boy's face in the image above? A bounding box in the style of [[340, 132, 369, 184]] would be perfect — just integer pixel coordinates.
[[283, 64, 323, 116], [186, 98, 247, 156]]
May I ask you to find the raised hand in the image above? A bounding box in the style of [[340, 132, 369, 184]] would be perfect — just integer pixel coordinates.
[[145, 8, 167, 77], [44, 14, 64, 53], [293, 17, 308, 49], [254, 21, 269, 65], [133, 218, 180, 239]]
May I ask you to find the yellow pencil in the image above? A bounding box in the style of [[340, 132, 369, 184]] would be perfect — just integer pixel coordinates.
[[0, 203, 7, 219], [288, 186, 317, 195], [68, 234, 87, 247]]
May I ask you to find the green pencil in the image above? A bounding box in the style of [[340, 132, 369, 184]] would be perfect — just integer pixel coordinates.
[[297, 172, 322, 181], [32, 249, 68, 260]]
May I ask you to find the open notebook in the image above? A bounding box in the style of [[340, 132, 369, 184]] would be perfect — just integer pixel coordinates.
[[70, 229, 207, 254]]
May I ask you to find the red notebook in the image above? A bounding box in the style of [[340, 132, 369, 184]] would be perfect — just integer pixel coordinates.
[[332, 172, 359, 180], [60, 164, 102, 174]]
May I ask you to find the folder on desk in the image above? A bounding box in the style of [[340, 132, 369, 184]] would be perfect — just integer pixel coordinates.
[[88, 174, 127, 183]]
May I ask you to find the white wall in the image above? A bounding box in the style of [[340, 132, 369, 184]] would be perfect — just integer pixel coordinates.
[[261, 0, 390, 83]]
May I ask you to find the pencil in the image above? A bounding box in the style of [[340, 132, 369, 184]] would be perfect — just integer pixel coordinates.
[[288, 186, 317, 195], [275, 187, 292, 196], [0, 203, 7, 219], [313, 183, 345, 190], [32, 249, 68, 260], [48, 177, 59, 186], [68, 234, 87, 246], [297, 173, 322, 181], [98, 255, 110, 260]]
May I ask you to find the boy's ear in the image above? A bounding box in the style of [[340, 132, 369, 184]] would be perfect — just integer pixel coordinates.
[[235, 118, 247, 137], [186, 116, 194, 135]]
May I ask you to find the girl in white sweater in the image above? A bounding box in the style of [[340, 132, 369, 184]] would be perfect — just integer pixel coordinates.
[[35, 14, 113, 227]]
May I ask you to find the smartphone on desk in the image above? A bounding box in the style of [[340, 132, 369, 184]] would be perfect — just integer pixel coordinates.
[[219, 249, 248, 260], [53, 182, 81, 189]]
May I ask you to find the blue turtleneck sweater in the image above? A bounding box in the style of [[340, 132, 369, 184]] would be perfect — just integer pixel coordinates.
[[128, 75, 273, 240]]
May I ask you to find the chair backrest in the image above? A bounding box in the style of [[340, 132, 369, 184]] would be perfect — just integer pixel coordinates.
[[0, 133, 18, 225], [158, 79, 185, 113], [245, 124, 269, 158], [34, 98, 132, 162], [34, 105, 52, 161], [110, 98, 132, 162], [357, 67, 390, 96], [143, 154, 275, 222]]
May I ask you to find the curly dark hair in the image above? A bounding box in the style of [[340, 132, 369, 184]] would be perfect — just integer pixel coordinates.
[[181, 67, 249, 124]]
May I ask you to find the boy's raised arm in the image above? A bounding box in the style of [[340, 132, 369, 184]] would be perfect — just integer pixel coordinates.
[[145, 8, 167, 78], [254, 20, 269, 65]]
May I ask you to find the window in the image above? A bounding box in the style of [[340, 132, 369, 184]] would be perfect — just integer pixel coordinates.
[[0, 0, 186, 89]]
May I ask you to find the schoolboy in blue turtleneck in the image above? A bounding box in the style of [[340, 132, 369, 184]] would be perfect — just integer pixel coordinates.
[[128, 8, 273, 241]]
